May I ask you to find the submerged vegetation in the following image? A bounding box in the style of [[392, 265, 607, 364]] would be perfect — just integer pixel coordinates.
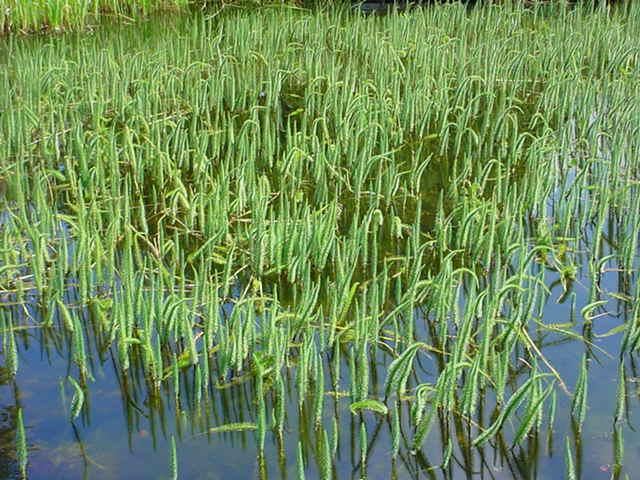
[[1, 1, 639, 478]]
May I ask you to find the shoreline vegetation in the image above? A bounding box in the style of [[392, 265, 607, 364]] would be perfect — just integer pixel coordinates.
[[0, 0, 190, 34], [0, 1, 632, 35], [1, 0, 297, 35], [1, 1, 639, 478]]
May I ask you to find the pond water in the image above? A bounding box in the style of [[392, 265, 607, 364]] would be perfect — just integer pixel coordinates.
[[1, 238, 638, 480]]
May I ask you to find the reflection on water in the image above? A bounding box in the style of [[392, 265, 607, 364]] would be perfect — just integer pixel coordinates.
[[0, 369, 19, 480], [1, 254, 638, 480], [0, 152, 638, 478]]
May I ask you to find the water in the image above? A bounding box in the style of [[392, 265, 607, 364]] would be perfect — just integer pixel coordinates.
[[0, 248, 637, 480], [355, 2, 411, 14]]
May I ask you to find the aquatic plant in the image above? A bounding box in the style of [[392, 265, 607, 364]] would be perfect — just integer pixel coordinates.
[[16, 408, 27, 479], [0, 0, 639, 477]]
